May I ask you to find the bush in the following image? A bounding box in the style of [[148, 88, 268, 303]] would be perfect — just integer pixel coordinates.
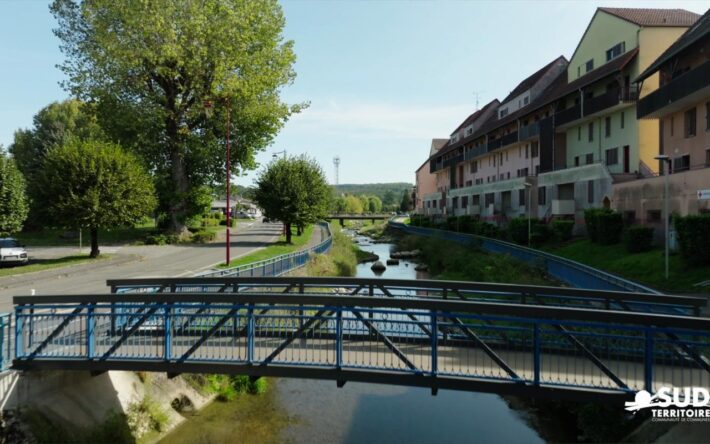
[[144, 233, 179, 245], [507, 217, 550, 246], [585, 208, 623, 244], [192, 230, 216, 243], [552, 219, 574, 241], [674, 214, 710, 264], [624, 225, 654, 253], [201, 217, 219, 227]]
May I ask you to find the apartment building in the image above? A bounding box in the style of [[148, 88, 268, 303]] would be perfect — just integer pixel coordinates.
[[419, 7, 701, 231], [414, 138, 447, 214], [614, 9, 710, 230], [537, 8, 698, 227]]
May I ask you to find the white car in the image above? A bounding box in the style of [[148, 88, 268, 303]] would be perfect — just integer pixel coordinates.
[[0, 238, 28, 266]]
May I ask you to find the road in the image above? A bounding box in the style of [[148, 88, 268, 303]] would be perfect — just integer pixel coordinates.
[[0, 221, 283, 312]]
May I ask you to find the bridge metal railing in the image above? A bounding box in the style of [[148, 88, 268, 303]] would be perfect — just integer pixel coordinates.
[[197, 222, 332, 279], [12, 292, 710, 398], [388, 222, 662, 294], [105, 277, 707, 317], [0, 314, 11, 371]]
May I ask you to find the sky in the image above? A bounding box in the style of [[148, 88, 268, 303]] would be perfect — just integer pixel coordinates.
[[0, 0, 708, 186]]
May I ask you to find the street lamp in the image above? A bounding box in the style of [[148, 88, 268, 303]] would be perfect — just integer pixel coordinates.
[[524, 182, 532, 247], [655, 154, 671, 279], [272, 149, 287, 160], [205, 97, 234, 266]]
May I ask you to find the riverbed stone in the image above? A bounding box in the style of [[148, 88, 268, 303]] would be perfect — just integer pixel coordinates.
[[370, 261, 386, 272], [386, 259, 399, 266]]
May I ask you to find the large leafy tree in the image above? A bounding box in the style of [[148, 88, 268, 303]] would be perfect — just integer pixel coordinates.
[[254, 156, 329, 244], [36, 139, 157, 257], [400, 189, 412, 212], [0, 150, 29, 236], [10, 100, 105, 226], [51, 0, 303, 234]]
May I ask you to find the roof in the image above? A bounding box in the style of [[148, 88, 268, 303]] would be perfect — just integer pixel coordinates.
[[450, 100, 499, 135], [547, 48, 639, 102], [636, 8, 710, 82], [599, 7, 700, 27], [501, 56, 567, 104]]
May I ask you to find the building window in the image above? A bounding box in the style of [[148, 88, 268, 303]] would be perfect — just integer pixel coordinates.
[[524, 96, 529, 105], [472, 195, 480, 206], [587, 180, 594, 204], [605, 147, 618, 165], [535, 165, 540, 176], [471, 161, 477, 173], [685, 108, 697, 138], [525, 146, 529, 159], [577, 126, 581, 141], [706, 149, 710, 167], [531, 142, 539, 158], [500, 108, 508, 118], [647, 210, 661, 223], [519, 189, 526, 207], [465, 180, 472, 187], [588, 122, 594, 142], [605, 116, 611, 137], [605, 42, 625, 62], [538, 186, 546, 205], [462, 196, 468, 208], [706, 102, 710, 130], [485, 193, 495, 207], [586, 153, 594, 164], [453, 197, 458, 209], [577, 66, 581, 78], [500, 174, 505, 181], [673, 155, 690, 172], [575, 156, 580, 167], [585, 59, 594, 73], [624, 211, 636, 225], [621, 111, 625, 129]]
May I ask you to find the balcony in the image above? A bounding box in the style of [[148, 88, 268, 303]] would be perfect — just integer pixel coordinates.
[[443, 153, 463, 168], [583, 87, 638, 117], [429, 159, 443, 173], [637, 60, 710, 119], [551, 199, 575, 215], [500, 131, 519, 148], [487, 138, 503, 151], [464, 144, 487, 161], [519, 122, 540, 140], [554, 104, 581, 127]]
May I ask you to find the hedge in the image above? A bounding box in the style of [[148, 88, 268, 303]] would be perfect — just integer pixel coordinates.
[[623, 225, 654, 253], [508, 217, 551, 246], [552, 219, 574, 241], [674, 214, 710, 264], [584, 208, 623, 245]]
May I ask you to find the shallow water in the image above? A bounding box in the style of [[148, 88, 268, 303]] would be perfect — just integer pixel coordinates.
[[160, 235, 544, 444]]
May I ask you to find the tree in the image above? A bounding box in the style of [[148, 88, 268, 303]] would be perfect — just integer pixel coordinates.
[[10, 100, 105, 226], [344, 195, 363, 214], [382, 190, 396, 207], [36, 139, 157, 257], [254, 156, 329, 243], [0, 150, 29, 236], [400, 189, 412, 212], [51, 0, 304, 234], [368, 196, 382, 213]]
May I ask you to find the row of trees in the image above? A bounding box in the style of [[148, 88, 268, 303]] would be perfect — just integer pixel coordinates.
[[331, 189, 411, 214], [0, 0, 301, 256]]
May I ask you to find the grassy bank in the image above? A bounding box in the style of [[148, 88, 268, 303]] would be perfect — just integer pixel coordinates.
[[0, 255, 112, 278], [396, 233, 555, 286], [217, 224, 314, 269], [543, 239, 710, 294], [294, 224, 358, 277]]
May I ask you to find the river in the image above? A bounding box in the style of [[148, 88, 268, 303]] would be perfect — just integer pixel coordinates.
[[160, 233, 544, 444]]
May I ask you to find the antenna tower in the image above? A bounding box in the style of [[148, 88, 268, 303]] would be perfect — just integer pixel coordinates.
[[333, 156, 340, 185]]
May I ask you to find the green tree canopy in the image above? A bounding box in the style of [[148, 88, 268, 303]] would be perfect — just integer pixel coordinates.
[[368, 196, 382, 213], [51, 0, 303, 234], [0, 151, 29, 236], [36, 139, 157, 257], [254, 156, 329, 243], [400, 189, 412, 212]]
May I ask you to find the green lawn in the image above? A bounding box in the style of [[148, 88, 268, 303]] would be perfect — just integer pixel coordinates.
[[543, 239, 710, 294], [0, 255, 111, 278], [15, 220, 158, 247], [217, 225, 315, 268]]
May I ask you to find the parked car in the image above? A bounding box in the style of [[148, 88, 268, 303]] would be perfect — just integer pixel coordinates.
[[0, 238, 28, 266], [236, 211, 255, 219]]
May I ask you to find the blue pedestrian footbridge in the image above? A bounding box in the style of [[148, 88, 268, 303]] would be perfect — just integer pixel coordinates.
[[10, 277, 710, 401]]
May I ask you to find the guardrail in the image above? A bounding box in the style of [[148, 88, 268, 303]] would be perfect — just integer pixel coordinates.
[[388, 222, 662, 295], [12, 292, 710, 398], [0, 314, 11, 371], [198, 222, 332, 278], [105, 276, 706, 316]]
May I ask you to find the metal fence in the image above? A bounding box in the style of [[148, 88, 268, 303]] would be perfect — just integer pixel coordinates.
[[389, 222, 660, 294], [12, 292, 710, 398], [198, 222, 332, 278]]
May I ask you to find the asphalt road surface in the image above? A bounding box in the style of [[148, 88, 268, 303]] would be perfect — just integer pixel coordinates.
[[0, 221, 282, 312]]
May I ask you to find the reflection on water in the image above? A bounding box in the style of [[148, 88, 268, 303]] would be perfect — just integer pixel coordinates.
[[160, 234, 543, 444]]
